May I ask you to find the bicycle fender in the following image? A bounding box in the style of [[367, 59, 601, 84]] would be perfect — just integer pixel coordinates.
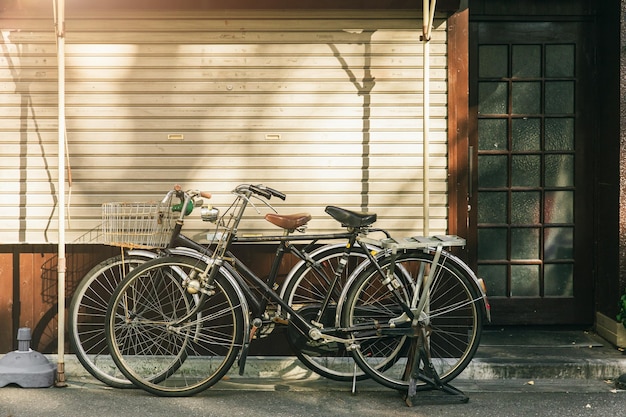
[[126, 249, 160, 259], [437, 251, 491, 323], [279, 242, 381, 301]]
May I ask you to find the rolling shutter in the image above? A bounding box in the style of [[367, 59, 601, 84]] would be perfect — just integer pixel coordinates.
[[0, 10, 448, 243]]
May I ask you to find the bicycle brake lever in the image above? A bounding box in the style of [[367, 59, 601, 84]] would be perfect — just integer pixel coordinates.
[[241, 194, 262, 214], [253, 194, 279, 213]]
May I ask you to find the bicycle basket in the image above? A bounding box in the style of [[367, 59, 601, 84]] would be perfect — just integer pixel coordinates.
[[102, 198, 175, 249]]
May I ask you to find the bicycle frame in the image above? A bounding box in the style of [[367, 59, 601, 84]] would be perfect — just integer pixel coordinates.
[[173, 186, 405, 351], [160, 185, 387, 334]]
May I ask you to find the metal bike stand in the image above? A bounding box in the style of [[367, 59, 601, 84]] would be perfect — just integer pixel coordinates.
[[404, 326, 469, 406]]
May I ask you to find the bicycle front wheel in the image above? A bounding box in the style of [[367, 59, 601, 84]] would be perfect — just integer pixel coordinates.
[[105, 256, 245, 397], [69, 253, 150, 388], [341, 250, 483, 391]]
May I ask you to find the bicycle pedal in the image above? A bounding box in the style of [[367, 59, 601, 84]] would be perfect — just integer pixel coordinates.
[[272, 316, 288, 325]]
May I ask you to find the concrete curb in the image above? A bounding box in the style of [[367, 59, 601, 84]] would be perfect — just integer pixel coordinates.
[[37, 354, 626, 384]]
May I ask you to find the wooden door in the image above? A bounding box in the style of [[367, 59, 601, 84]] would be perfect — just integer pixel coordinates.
[[468, 20, 594, 324]]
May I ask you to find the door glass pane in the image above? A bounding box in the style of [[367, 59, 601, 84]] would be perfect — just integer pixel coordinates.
[[512, 155, 540, 187], [545, 118, 574, 150], [478, 155, 508, 187], [479, 45, 508, 78], [512, 45, 541, 77], [544, 227, 573, 260], [512, 81, 540, 114], [545, 154, 574, 187], [478, 192, 508, 224], [511, 191, 540, 224], [479, 82, 508, 114], [512, 118, 540, 151], [511, 265, 540, 296], [545, 264, 574, 297], [478, 265, 507, 297], [545, 81, 574, 114], [545, 191, 574, 223], [478, 119, 508, 150], [478, 228, 508, 260], [511, 228, 540, 260], [546, 44, 575, 77]]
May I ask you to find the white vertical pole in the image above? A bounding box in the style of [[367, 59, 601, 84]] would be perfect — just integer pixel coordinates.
[[422, 0, 431, 236], [55, 0, 67, 387]]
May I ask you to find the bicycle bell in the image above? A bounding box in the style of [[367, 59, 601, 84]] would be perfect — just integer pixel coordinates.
[[200, 205, 219, 222]]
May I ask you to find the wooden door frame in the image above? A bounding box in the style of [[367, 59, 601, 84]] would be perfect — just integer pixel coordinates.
[[447, 7, 471, 261]]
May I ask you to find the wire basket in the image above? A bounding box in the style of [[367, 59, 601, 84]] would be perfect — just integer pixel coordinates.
[[102, 199, 175, 249]]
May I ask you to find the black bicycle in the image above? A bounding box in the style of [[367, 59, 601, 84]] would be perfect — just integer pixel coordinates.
[[104, 184, 489, 397]]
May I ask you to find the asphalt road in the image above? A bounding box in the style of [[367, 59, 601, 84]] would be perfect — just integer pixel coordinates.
[[1, 378, 624, 417]]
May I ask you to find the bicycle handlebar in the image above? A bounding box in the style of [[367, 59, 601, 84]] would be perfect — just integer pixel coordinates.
[[164, 183, 285, 222], [235, 184, 287, 201]]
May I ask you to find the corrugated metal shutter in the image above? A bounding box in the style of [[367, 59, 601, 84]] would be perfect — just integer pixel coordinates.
[[1, 10, 448, 243]]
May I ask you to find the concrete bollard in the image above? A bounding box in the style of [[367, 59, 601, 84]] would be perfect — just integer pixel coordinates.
[[0, 327, 56, 388]]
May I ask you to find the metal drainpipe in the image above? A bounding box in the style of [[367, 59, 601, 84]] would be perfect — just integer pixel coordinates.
[[54, 0, 67, 387], [422, 0, 436, 236]]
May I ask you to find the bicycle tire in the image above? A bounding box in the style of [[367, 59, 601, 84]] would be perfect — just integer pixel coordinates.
[[281, 244, 373, 381], [69, 253, 150, 388], [105, 256, 245, 397], [341, 250, 483, 391]]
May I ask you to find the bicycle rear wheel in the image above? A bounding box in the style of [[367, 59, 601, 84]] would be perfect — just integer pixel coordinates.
[[341, 250, 483, 391], [105, 256, 245, 397], [69, 253, 149, 388], [282, 244, 372, 381]]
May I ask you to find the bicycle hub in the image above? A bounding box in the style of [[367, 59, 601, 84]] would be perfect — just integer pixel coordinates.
[[186, 279, 201, 294]]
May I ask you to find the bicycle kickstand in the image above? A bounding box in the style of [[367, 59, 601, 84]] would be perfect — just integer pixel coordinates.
[[404, 326, 469, 407]]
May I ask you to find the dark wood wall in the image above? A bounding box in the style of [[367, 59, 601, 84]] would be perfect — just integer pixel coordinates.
[[0, 245, 120, 352]]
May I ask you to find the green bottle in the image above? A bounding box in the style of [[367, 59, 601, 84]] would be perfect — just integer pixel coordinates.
[[172, 201, 194, 216]]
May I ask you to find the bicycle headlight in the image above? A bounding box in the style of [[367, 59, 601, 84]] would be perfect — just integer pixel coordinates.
[[201, 205, 219, 223]]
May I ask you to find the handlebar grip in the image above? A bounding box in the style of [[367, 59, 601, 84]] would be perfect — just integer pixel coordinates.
[[249, 184, 272, 199], [267, 187, 286, 200]]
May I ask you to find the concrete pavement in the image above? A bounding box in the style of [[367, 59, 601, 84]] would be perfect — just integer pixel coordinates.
[[2, 327, 626, 417], [52, 326, 626, 384]]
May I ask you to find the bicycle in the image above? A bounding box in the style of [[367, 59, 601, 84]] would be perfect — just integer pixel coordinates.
[[104, 184, 489, 397], [70, 185, 384, 387]]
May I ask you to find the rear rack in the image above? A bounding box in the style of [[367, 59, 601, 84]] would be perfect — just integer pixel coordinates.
[[359, 235, 466, 251]]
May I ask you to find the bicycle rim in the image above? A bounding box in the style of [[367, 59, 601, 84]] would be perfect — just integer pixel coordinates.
[[106, 256, 244, 397], [69, 254, 148, 388], [342, 251, 483, 391]]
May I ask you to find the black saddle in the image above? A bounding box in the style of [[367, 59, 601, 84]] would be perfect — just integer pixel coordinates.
[[325, 206, 377, 228]]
